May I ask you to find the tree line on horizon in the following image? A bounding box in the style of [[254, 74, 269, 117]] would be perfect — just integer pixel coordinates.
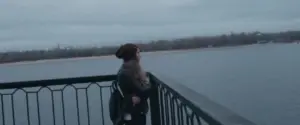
[[1, 30, 300, 64]]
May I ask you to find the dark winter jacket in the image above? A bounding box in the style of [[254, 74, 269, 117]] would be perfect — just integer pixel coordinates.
[[109, 60, 151, 124], [117, 60, 151, 114]]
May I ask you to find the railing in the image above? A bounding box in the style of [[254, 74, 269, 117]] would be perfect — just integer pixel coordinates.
[[0, 73, 257, 125], [148, 73, 256, 125], [0, 75, 116, 125]]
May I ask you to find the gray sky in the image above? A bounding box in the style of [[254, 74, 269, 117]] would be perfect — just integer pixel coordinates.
[[1, 0, 300, 51]]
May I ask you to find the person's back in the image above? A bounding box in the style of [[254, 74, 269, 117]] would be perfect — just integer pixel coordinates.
[[113, 43, 151, 125], [118, 60, 150, 114]]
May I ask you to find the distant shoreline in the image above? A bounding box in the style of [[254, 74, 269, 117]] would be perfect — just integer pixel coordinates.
[[0, 43, 278, 66], [0, 48, 201, 66], [1, 30, 299, 65]]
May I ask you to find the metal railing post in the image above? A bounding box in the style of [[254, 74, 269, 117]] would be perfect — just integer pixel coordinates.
[[149, 76, 162, 125]]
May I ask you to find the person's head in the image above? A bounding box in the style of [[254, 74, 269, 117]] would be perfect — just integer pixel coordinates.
[[115, 43, 141, 62]]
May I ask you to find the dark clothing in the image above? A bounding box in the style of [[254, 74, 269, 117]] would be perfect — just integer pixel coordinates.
[[118, 70, 150, 114], [114, 64, 150, 125], [109, 80, 124, 124], [123, 113, 146, 125]]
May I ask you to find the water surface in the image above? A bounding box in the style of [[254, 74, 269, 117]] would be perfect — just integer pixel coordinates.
[[1, 43, 300, 125]]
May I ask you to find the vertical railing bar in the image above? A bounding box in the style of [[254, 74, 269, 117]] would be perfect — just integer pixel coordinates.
[[190, 116, 194, 125], [170, 97, 176, 125], [159, 87, 165, 125], [186, 115, 191, 125], [61, 91, 66, 125], [36, 93, 41, 125], [26, 93, 31, 125], [1, 95, 5, 125], [51, 92, 56, 125], [176, 103, 181, 125], [184, 106, 191, 125], [168, 94, 172, 125], [75, 89, 81, 125], [99, 86, 105, 125], [11, 95, 16, 125], [85, 89, 91, 125], [179, 105, 184, 125], [164, 93, 170, 125], [149, 78, 162, 125], [190, 113, 201, 125]]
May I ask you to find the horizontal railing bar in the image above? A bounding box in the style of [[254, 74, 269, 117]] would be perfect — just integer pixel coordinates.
[[149, 72, 256, 125], [0, 74, 116, 89]]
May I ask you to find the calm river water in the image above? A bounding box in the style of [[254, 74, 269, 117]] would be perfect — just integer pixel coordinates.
[[0, 43, 300, 125]]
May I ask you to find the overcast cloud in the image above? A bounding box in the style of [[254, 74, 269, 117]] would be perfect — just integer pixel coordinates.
[[1, 0, 300, 51]]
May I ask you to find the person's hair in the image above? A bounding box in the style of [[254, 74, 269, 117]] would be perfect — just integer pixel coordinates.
[[115, 43, 139, 62], [122, 60, 150, 90], [116, 43, 150, 89]]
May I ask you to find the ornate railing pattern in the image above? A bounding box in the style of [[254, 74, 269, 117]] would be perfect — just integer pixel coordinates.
[[0, 75, 116, 125], [0, 73, 256, 125]]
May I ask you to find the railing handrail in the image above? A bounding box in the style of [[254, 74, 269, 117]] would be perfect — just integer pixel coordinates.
[[148, 72, 256, 125], [0, 74, 117, 89], [0, 72, 257, 125]]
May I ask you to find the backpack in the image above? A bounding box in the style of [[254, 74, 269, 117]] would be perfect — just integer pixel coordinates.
[[109, 78, 125, 123]]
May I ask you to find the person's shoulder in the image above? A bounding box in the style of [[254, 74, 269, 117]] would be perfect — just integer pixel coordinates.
[[118, 67, 134, 77], [117, 68, 133, 82]]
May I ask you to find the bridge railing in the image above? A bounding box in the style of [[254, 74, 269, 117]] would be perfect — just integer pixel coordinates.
[[148, 73, 256, 125], [0, 73, 256, 125], [0, 75, 116, 125]]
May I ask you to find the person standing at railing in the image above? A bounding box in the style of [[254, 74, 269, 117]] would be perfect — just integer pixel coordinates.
[[110, 43, 151, 125]]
